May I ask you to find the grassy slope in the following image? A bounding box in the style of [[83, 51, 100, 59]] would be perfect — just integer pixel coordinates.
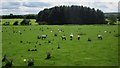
[[1, 19, 119, 66], [1, 19, 37, 25], [0, 25, 2, 67]]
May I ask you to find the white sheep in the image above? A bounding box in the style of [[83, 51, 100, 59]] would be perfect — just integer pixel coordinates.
[[61, 35, 66, 40], [41, 35, 47, 39], [77, 35, 80, 40], [97, 34, 102, 40]]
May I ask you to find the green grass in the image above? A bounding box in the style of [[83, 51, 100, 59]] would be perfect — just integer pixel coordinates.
[[0, 26, 2, 67], [1, 19, 119, 66]]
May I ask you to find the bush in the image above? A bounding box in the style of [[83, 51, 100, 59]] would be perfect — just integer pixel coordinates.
[[3, 22, 10, 26], [20, 19, 30, 25], [13, 21, 19, 25]]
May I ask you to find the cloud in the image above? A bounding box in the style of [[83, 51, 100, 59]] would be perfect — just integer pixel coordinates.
[[90, 2, 118, 12], [0, 1, 119, 15], [2, 0, 119, 2], [22, 2, 51, 7], [2, 2, 21, 9]]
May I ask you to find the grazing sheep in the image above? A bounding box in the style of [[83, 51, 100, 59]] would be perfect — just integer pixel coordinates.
[[20, 33, 22, 35], [28, 49, 30, 51], [18, 30, 21, 33], [48, 41, 51, 43], [29, 42, 31, 44], [114, 34, 120, 37], [57, 44, 60, 49], [20, 41, 23, 43], [97, 35, 102, 40], [59, 31, 62, 32], [104, 31, 107, 33], [31, 49, 34, 51], [23, 59, 27, 62], [37, 36, 41, 39], [41, 35, 47, 39], [109, 31, 111, 33], [77, 35, 81, 40], [88, 38, 91, 41], [47, 27, 49, 29], [70, 33, 73, 40], [61, 35, 66, 40], [13, 31, 15, 33], [39, 43, 41, 45], [50, 31, 53, 32], [34, 49, 37, 51], [54, 33, 57, 36]]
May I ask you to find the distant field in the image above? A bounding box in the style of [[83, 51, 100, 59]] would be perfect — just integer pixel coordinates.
[[1, 19, 37, 25], [1, 19, 119, 66]]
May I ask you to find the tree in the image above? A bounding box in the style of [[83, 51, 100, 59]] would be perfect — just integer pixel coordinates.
[[20, 19, 30, 25], [13, 21, 19, 25], [36, 5, 105, 25], [108, 15, 117, 25]]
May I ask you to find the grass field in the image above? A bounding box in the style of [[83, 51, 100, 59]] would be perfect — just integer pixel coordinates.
[[1, 19, 119, 66]]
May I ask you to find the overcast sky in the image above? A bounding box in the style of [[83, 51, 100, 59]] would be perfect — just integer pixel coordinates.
[[0, 0, 119, 15]]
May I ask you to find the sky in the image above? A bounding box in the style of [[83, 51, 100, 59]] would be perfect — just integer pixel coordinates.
[[0, 0, 119, 15]]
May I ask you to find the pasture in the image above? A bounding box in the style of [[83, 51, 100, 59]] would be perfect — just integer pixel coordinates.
[[1, 19, 119, 66]]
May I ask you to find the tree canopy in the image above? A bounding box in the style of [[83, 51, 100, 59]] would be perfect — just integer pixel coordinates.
[[36, 5, 105, 25]]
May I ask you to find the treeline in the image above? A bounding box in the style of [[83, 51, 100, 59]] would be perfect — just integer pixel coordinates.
[[1, 14, 36, 19], [36, 5, 105, 25]]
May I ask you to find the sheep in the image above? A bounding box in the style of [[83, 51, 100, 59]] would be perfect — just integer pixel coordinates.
[[20, 33, 22, 35], [23, 59, 27, 63], [59, 30, 61, 32], [39, 43, 41, 45], [57, 44, 60, 49], [97, 34, 102, 40], [54, 33, 57, 36], [18, 30, 21, 33], [34, 49, 37, 51], [61, 35, 66, 40], [37, 36, 41, 39], [13, 31, 15, 33], [31, 49, 34, 51], [77, 34, 81, 40], [88, 38, 91, 41], [70, 33, 73, 40], [48, 41, 51, 43], [20, 41, 23, 43], [50, 31, 53, 32], [28, 49, 30, 51], [41, 35, 47, 39], [104, 31, 107, 33]]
